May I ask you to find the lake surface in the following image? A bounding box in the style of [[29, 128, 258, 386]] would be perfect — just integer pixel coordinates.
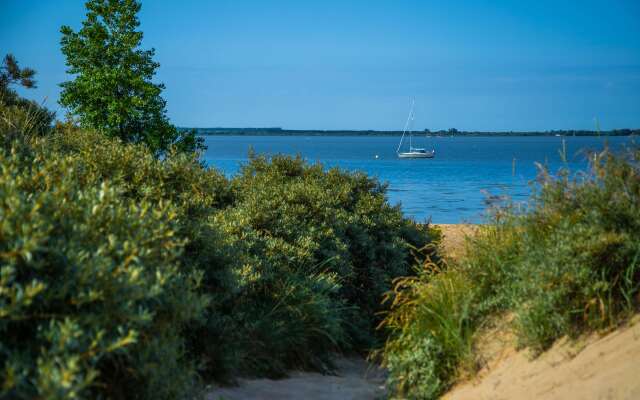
[[201, 135, 635, 223]]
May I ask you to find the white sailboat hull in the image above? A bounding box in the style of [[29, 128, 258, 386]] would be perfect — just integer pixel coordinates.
[[398, 150, 435, 158]]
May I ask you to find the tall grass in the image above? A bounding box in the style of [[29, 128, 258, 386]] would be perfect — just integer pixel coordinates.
[[0, 90, 54, 139], [380, 146, 640, 399], [377, 244, 473, 399], [497, 147, 640, 351]]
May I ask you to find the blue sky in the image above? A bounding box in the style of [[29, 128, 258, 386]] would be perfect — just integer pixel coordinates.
[[1, 0, 639, 130]]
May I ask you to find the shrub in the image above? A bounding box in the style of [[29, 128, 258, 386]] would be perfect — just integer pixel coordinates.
[[43, 127, 240, 379], [233, 156, 429, 324], [457, 148, 640, 353], [208, 153, 433, 376], [1, 128, 436, 394], [0, 140, 207, 399], [0, 92, 55, 138], [460, 220, 523, 317], [499, 148, 640, 352]]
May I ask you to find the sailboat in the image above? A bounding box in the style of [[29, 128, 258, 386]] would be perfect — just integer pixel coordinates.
[[396, 99, 435, 159]]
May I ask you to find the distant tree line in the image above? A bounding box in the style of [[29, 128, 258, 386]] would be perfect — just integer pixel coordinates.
[[186, 127, 639, 137]]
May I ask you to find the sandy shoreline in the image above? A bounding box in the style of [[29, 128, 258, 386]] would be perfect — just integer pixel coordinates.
[[433, 223, 480, 261]]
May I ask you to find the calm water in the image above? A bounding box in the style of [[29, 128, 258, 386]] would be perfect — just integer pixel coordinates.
[[201, 135, 635, 223]]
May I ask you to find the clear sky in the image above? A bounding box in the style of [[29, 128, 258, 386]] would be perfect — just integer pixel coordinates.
[[1, 0, 639, 130]]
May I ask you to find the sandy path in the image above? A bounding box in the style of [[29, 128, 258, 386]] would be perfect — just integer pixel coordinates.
[[207, 224, 640, 400], [204, 225, 476, 400], [204, 225, 479, 400], [206, 357, 386, 400]]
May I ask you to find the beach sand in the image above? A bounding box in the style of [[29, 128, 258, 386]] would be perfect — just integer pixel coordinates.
[[444, 317, 640, 400], [433, 223, 479, 261], [205, 357, 386, 400]]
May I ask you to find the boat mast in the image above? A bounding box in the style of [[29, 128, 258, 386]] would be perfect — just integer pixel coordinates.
[[409, 109, 413, 150], [396, 98, 415, 153]]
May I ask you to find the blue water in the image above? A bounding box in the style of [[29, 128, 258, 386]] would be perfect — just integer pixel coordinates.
[[201, 135, 635, 223]]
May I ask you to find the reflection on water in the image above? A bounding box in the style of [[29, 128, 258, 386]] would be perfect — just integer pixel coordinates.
[[201, 135, 635, 223]]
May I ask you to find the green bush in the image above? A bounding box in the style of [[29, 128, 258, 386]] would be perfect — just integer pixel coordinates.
[[211, 153, 433, 376], [0, 140, 207, 399], [1, 128, 433, 395], [457, 148, 640, 353], [0, 93, 55, 138], [460, 221, 523, 317], [234, 155, 430, 332], [42, 127, 241, 379], [496, 148, 640, 352]]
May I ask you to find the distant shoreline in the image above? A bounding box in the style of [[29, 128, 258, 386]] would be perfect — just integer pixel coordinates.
[[184, 128, 638, 137]]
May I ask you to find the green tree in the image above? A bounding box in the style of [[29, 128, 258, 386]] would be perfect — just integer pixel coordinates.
[[59, 0, 203, 154]]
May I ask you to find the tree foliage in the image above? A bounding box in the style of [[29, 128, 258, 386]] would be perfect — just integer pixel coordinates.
[[0, 54, 55, 137], [0, 54, 37, 90], [59, 0, 202, 154]]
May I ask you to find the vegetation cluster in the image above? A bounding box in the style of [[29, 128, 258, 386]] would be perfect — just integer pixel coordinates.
[[1, 54, 55, 138], [2, 2, 435, 397], [0, 117, 432, 398], [379, 146, 640, 399], [4, 1, 638, 399], [58, 0, 202, 155]]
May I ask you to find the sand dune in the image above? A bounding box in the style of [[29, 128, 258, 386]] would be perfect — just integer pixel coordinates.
[[444, 318, 640, 400]]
